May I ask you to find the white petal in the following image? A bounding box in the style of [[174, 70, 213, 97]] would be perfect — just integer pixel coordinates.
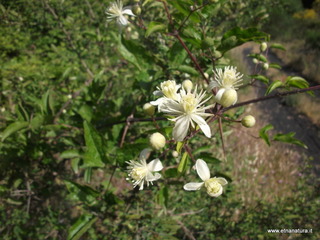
[[173, 116, 190, 141], [145, 172, 161, 181], [183, 182, 204, 191], [191, 114, 211, 138], [122, 7, 135, 16], [215, 88, 225, 103], [139, 148, 151, 160], [232, 91, 238, 105], [153, 90, 163, 97], [118, 15, 128, 26], [208, 81, 219, 90], [147, 159, 163, 172], [207, 186, 223, 197], [196, 159, 210, 181], [150, 97, 164, 106], [216, 177, 228, 185]]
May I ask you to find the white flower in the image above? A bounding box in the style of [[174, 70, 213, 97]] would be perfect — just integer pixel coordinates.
[[150, 80, 181, 111], [106, 1, 135, 26], [126, 148, 163, 190], [184, 159, 228, 197], [160, 87, 213, 141], [209, 66, 243, 106]]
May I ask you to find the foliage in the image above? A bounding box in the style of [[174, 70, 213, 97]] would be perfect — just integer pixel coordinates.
[[0, 0, 319, 239]]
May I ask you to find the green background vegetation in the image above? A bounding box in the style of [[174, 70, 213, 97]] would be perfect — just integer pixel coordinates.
[[0, 0, 319, 239]]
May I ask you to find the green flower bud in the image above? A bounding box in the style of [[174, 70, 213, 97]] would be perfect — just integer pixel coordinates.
[[241, 115, 256, 128], [260, 42, 267, 52], [219, 89, 237, 107], [204, 72, 209, 79], [143, 103, 155, 116], [253, 58, 259, 64], [263, 63, 269, 70], [182, 79, 193, 92], [149, 132, 166, 150], [132, 5, 141, 15]]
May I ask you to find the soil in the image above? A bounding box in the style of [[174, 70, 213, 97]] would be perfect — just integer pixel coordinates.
[[238, 43, 320, 176]]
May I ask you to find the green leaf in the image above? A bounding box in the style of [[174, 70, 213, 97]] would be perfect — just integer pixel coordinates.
[[273, 132, 307, 149], [60, 149, 81, 159], [197, 152, 221, 165], [1, 121, 29, 142], [30, 114, 45, 131], [168, 0, 200, 23], [64, 180, 99, 205], [168, 42, 187, 67], [156, 186, 169, 208], [176, 141, 184, 153], [145, 21, 167, 37], [249, 75, 269, 85], [285, 76, 309, 89], [67, 214, 98, 240], [83, 121, 105, 168], [265, 80, 283, 95], [173, 65, 199, 76], [269, 63, 282, 69], [248, 53, 267, 63], [77, 104, 93, 123], [270, 43, 286, 51], [177, 152, 189, 174], [218, 27, 269, 53], [259, 124, 274, 146]]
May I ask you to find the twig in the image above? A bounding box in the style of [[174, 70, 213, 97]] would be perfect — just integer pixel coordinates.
[[223, 85, 320, 112], [218, 117, 226, 159], [184, 144, 195, 163], [175, 33, 209, 84], [177, 3, 208, 32], [175, 219, 196, 240], [120, 113, 134, 147]]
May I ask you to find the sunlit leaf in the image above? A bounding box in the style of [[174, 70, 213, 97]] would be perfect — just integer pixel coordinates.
[[265, 80, 283, 95], [259, 124, 273, 146]]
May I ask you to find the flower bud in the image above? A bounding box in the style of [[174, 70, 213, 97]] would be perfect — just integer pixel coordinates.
[[219, 89, 237, 107], [172, 151, 179, 158], [263, 63, 269, 70], [143, 103, 155, 116], [252, 58, 259, 64], [204, 72, 209, 79], [132, 5, 141, 15], [182, 79, 193, 92], [149, 132, 166, 150], [67, 94, 72, 99], [260, 42, 267, 52], [181, 73, 190, 79], [241, 115, 256, 128]]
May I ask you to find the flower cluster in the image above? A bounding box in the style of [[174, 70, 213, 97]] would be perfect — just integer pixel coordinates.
[[151, 80, 214, 141], [126, 67, 246, 196]]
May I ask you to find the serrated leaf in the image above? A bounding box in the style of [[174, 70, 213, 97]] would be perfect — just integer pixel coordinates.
[[67, 214, 98, 240], [145, 21, 167, 37], [177, 152, 189, 174], [273, 132, 307, 149], [250, 74, 269, 85], [265, 80, 283, 95], [259, 124, 273, 146], [83, 121, 105, 168], [270, 43, 286, 51], [1, 121, 29, 142], [285, 76, 309, 89]]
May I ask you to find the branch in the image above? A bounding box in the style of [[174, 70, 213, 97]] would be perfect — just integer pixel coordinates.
[[223, 85, 320, 112]]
